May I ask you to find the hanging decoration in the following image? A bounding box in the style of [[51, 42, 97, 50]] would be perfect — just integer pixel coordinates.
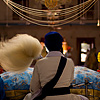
[[3, 0, 98, 27]]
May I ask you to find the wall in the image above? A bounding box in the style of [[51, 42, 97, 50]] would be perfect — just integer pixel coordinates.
[[0, 25, 100, 65]]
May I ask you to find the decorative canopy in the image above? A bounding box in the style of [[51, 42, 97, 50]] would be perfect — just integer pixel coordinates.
[[3, 0, 98, 27]]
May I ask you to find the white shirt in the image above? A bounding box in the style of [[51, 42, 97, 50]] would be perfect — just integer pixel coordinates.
[[24, 51, 88, 100], [30, 51, 74, 94]]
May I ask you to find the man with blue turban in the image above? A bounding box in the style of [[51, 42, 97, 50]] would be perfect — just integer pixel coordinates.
[[44, 31, 63, 52], [28, 31, 89, 100]]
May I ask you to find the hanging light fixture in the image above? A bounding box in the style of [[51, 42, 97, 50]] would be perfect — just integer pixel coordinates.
[[97, 20, 100, 26], [6, 0, 8, 27], [97, 0, 100, 26]]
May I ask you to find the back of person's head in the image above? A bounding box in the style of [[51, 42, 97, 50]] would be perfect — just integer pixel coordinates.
[[45, 31, 63, 51]]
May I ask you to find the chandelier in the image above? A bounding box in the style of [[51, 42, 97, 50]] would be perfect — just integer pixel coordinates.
[[3, 0, 98, 27]]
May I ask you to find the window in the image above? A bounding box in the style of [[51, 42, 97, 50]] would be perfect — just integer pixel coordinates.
[[77, 38, 95, 65], [78, 0, 94, 19], [42, 4, 48, 20], [13, 0, 29, 20], [86, 6, 94, 20]]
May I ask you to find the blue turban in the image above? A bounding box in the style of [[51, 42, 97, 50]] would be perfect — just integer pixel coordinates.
[[45, 31, 63, 51]]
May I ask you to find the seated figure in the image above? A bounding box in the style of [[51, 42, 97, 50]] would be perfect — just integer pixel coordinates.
[[24, 32, 89, 100]]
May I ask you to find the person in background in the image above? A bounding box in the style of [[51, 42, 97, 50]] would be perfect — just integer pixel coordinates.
[[64, 46, 72, 58], [29, 31, 88, 100], [84, 47, 98, 71]]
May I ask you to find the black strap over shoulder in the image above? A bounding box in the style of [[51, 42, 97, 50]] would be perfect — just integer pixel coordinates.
[[43, 56, 67, 91], [34, 56, 67, 100]]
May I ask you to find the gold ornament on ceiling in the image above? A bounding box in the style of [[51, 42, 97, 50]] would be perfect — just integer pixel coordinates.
[[36, 0, 72, 9], [45, 0, 58, 9]]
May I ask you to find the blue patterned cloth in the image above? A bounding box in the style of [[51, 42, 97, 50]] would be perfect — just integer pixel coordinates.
[[1, 68, 33, 91], [0, 67, 100, 91], [72, 66, 100, 91]]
